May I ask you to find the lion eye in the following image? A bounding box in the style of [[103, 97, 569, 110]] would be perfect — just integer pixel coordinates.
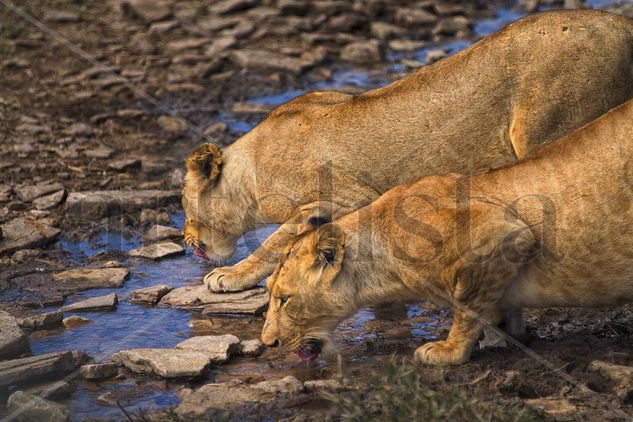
[[279, 295, 288, 306]]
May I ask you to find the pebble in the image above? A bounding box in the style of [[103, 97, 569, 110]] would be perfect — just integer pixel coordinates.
[[108, 158, 141, 172], [340, 40, 383, 64], [33, 189, 66, 210], [79, 363, 119, 380], [157, 115, 189, 134], [121, 0, 171, 24], [239, 339, 266, 357], [62, 315, 94, 329]]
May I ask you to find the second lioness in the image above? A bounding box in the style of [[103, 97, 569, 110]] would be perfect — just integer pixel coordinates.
[[261, 98, 633, 365], [183, 10, 633, 292]]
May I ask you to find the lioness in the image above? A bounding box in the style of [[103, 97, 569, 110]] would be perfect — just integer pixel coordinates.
[[183, 10, 633, 293], [261, 98, 633, 365]]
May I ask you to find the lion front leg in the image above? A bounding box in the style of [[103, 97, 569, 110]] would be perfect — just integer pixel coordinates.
[[205, 202, 349, 292], [415, 307, 484, 365]]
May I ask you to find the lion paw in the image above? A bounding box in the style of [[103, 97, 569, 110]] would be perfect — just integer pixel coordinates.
[[204, 266, 259, 293], [414, 341, 470, 365]]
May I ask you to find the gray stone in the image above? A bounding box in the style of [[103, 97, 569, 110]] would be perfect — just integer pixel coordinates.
[[176, 376, 303, 418], [303, 379, 344, 393], [395, 8, 437, 26], [128, 34, 157, 55], [144, 224, 181, 243], [62, 315, 93, 329], [157, 115, 188, 134], [159, 285, 269, 316], [84, 146, 114, 159], [96, 381, 166, 406], [479, 326, 508, 350], [231, 49, 314, 74], [232, 101, 274, 115], [209, 0, 260, 15], [0, 311, 30, 359], [108, 158, 141, 172], [0, 352, 79, 387], [525, 397, 577, 416], [65, 190, 179, 218], [129, 241, 184, 260], [239, 339, 265, 357], [52, 268, 130, 291], [33, 190, 66, 210], [130, 285, 173, 305], [204, 36, 237, 57], [432, 16, 471, 36], [121, 0, 171, 24], [25, 380, 71, 401], [43, 9, 80, 23], [7, 391, 70, 422], [60, 293, 118, 312], [588, 360, 633, 400], [388, 39, 426, 52], [425, 48, 448, 64], [340, 40, 383, 64], [80, 363, 119, 380], [370, 22, 405, 40], [140, 208, 171, 225], [18, 312, 64, 330], [148, 20, 179, 35], [14, 182, 64, 202], [176, 335, 240, 362], [112, 349, 214, 378]]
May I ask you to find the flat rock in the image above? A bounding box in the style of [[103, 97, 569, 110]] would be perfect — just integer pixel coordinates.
[[341, 40, 383, 64], [144, 224, 181, 243], [52, 268, 130, 291], [303, 379, 344, 393], [97, 381, 166, 406], [43, 9, 80, 23], [84, 145, 114, 159], [204, 36, 237, 57], [33, 190, 66, 210], [121, 0, 171, 24], [159, 285, 269, 316], [240, 339, 265, 357], [60, 293, 118, 312], [62, 315, 93, 329], [0, 310, 30, 359], [130, 285, 173, 305], [18, 311, 64, 331], [209, 0, 260, 15], [479, 326, 508, 350], [65, 190, 179, 218], [176, 376, 303, 418], [112, 349, 214, 378], [176, 335, 240, 362], [107, 158, 141, 172], [129, 241, 184, 260], [7, 391, 70, 422], [525, 397, 577, 416], [0, 218, 60, 255], [231, 49, 314, 74], [395, 7, 437, 26], [0, 352, 79, 387], [80, 363, 119, 380], [157, 115, 188, 134], [588, 360, 633, 399], [24, 380, 71, 401], [14, 182, 64, 202]]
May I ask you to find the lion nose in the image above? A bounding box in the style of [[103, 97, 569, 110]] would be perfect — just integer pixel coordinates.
[[265, 339, 280, 348]]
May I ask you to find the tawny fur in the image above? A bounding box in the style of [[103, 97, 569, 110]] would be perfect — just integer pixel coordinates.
[[262, 98, 633, 365], [182, 10, 633, 293]]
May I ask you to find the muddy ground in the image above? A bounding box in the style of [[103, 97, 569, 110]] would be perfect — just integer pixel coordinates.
[[3, 0, 633, 421]]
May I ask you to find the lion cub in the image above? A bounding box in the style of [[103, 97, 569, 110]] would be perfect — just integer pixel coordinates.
[[262, 99, 633, 365]]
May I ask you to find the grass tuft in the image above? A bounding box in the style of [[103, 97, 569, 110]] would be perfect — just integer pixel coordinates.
[[325, 357, 540, 422]]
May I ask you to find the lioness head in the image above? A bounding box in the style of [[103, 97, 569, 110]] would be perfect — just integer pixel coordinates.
[[261, 217, 353, 362], [182, 143, 252, 264]]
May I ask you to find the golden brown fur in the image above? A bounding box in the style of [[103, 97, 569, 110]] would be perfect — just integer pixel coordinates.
[[182, 10, 633, 293], [262, 99, 633, 365]]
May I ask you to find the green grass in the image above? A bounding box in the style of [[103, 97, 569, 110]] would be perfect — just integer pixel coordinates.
[[325, 358, 540, 422]]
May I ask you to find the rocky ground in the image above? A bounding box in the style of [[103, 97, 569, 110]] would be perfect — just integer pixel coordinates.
[[3, 0, 633, 421]]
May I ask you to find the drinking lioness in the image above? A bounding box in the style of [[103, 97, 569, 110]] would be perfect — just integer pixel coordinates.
[[182, 10, 633, 294], [261, 99, 633, 364]]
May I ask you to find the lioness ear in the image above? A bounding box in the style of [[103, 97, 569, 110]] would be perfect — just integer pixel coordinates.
[[311, 223, 345, 270], [185, 143, 223, 187]]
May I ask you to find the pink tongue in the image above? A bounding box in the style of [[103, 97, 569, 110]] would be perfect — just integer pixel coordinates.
[[296, 350, 318, 363], [193, 248, 209, 261]]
